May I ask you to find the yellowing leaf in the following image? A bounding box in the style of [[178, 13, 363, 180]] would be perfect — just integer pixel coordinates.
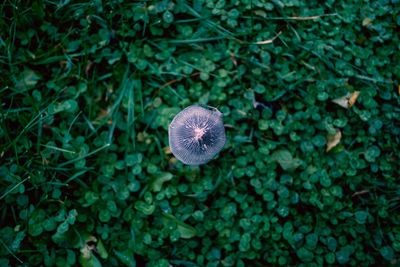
[[348, 91, 360, 107], [163, 146, 172, 154], [362, 18, 373, 26], [326, 129, 342, 152], [332, 91, 360, 109], [270, 150, 303, 171], [15, 68, 41, 90], [150, 172, 173, 192]]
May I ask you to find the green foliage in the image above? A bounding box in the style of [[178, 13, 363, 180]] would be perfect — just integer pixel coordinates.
[[1, 0, 400, 266]]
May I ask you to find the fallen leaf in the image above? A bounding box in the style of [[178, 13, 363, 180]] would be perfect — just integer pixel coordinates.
[[230, 52, 237, 66], [85, 60, 93, 75], [255, 31, 282, 45], [332, 94, 350, 108], [332, 91, 360, 108], [254, 10, 267, 18], [352, 190, 370, 197], [348, 91, 360, 107], [163, 146, 172, 154], [362, 18, 373, 27], [270, 149, 303, 171], [398, 85, 400, 95], [326, 129, 342, 152], [96, 109, 109, 120]]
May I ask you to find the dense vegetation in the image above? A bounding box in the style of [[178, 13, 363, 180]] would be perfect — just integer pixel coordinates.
[[1, 0, 399, 266]]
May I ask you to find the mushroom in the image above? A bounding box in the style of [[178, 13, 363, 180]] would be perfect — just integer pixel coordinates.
[[168, 105, 226, 165]]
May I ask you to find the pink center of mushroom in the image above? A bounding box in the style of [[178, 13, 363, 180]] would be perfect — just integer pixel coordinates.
[[194, 127, 206, 140]]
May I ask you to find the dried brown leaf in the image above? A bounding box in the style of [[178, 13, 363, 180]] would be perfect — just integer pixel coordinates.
[[348, 91, 360, 107], [326, 129, 342, 152], [352, 190, 370, 197], [255, 31, 282, 45], [332, 91, 360, 109]]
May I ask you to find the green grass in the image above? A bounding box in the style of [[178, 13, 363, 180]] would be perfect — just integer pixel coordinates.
[[1, 0, 400, 266]]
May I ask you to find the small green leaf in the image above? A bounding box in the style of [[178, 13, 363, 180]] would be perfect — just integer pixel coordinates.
[[32, 90, 42, 101], [134, 201, 155, 215], [305, 233, 318, 249], [11, 231, 26, 251], [57, 221, 69, 234], [163, 213, 197, 239], [263, 191, 274, 201], [336, 246, 353, 264], [163, 11, 174, 23], [379, 246, 394, 260], [320, 175, 332, 187], [108, 50, 122, 65], [276, 206, 289, 217], [326, 237, 337, 251], [114, 250, 136, 267], [259, 120, 269, 130], [317, 91, 329, 101], [67, 249, 76, 265], [42, 218, 57, 231], [293, 233, 304, 242], [67, 209, 78, 224], [99, 209, 111, 222], [297, 247, 314, 262], [106, 200, 118, 213], [96, 239, 108, 259], [277, 186, 289, 198], [177, 223, 196, 239], [239, 233, 251, 252], [325, 252, 335, 264], [354, 211, 369, 224], [29, 223, 43, 237], [312, 135, 326, 147], [283, 222, 293, 241], [364, 146, 381, 162], [80, 253, 102, 267], [63, 99, 78, 113]]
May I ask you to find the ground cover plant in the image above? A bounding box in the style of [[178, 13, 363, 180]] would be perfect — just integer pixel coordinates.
[[1, 0, 400, 266]]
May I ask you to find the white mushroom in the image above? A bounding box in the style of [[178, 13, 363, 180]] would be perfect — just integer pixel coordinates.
[[168, 105, 226, 165]]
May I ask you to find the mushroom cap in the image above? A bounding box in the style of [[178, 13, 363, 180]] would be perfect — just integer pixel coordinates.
[[168, 105, 226, 165]]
